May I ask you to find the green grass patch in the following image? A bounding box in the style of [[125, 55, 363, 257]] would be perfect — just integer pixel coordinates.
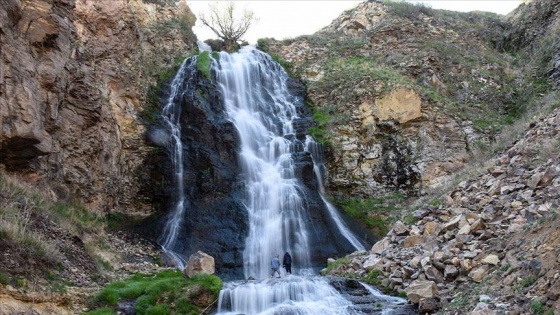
[[197, 51, 212, 80], [307, 106, 333, 146], [322, 257, 348, 275], [84, 307, 116, 315], [362, 269, 384, 287], [335, 194, 404, 237], [89, 270, 222, 315]]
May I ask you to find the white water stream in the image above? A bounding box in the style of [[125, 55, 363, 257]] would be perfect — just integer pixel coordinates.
[[158, 57, 198, 270], [212, 47, 366, 314], [159, 46, 411, 314]]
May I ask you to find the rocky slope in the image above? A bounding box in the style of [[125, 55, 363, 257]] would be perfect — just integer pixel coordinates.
[[263, 1, 528, 201], [326, 105, 560, 313], [0, 0, 196, 214]]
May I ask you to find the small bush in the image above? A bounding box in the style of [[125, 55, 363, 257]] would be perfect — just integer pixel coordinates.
[[530, 299, 544, 315], [0, 272, 9, 285], [96, 289, 119, 306]]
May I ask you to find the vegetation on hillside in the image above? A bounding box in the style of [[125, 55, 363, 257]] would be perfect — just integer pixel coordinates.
[[86, 270, 222, 315], [0, 171, 109, 291]]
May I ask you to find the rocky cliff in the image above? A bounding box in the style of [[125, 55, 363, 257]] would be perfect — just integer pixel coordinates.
[[271, 0, 560, 313], [263, 1, 527, 200], [0, 0, 196, 214], [327, 104, 560, 313]]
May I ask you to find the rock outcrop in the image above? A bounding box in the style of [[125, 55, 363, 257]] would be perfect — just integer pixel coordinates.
[[326, 107, 560, 313], [264, 1, 517, 199], [0, 0, 196, 213]]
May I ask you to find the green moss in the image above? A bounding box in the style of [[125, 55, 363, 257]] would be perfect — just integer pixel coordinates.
[[142, 56, 187, 123], [89, 270, 222, 314], [84, 307, 116, 315], [335, 195, 405, 237], [197, 51, 212, 80]]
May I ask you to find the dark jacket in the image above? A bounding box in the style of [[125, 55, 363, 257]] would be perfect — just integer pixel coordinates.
[[283, 252, 292, 265]]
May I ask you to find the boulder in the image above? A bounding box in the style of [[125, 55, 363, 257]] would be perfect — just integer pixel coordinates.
[[468, 265, 489, 283], [371, 237, 391, 254], [404, 280, 439, 304], [184, 251, 215, 278]]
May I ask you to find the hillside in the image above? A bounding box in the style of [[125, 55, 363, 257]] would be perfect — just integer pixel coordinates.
[[0, 0, 197, 313], [264, 0, 560, 313], [1, 0, 560, 314]]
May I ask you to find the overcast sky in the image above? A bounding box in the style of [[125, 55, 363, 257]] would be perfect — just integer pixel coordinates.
[[186, 1, 523, 44]]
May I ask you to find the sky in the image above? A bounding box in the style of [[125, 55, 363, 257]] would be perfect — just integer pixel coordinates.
[[186, 1, 523, 44]]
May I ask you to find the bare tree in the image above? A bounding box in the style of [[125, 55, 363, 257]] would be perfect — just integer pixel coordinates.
[[199, 1, 257, 51]]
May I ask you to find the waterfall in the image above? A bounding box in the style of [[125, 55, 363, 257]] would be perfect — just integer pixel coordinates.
[[211, 46, 365, 314], [306, 137, 365, 251], [157, 57, 198, 270], [213, 47, 315, 279], [158, 46, 414, 314]]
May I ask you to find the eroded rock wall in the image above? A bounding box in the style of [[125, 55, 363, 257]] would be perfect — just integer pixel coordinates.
[[0, 0, 196, 213], [265, 1, 513, 199]]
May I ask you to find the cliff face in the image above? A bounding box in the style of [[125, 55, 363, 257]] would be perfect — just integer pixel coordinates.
[[264, 1, 519, 200], [0, 0, 196, 213]]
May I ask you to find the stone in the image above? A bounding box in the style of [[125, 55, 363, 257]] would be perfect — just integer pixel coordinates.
[[444, 265, 458, 280], [424, 265, 444, 283], [470, 219, 485, 232], [539, 166, 558, 186], [371, 237, 391, 254], [482, 254, 500, 266], [363, 255, 384, 272], [442, 215, 462, 231], [391, 220, 410, 236], [184, 251, 215, 278], [461, 259, 474, 272], [424, 221, 441, 236], [418, 297, 440, 313], [457, 223, 471, 235], [404, 280, 439, 304], [469, 265, 489, 283], [404, 235, 425, 248], [470, 302, 498, 315]]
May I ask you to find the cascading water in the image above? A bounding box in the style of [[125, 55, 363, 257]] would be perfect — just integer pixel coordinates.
[[157, 46, 416, 314], [157, 57, 199, 270], [204, 47, 406, 315], [306, 137, 366, 251]]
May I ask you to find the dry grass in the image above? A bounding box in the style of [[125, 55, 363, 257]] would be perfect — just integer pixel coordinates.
[[0, 173, 62, 266], [0, 171, 107, 272], [409, 90, 560, 210]]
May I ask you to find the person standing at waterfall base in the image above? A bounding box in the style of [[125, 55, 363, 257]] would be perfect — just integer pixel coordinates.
[[283, 252, 292, 275], [271, 254, 281, 278]]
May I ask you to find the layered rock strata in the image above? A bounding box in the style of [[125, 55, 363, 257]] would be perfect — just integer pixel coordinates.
[[0, 0, 196, 213]]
